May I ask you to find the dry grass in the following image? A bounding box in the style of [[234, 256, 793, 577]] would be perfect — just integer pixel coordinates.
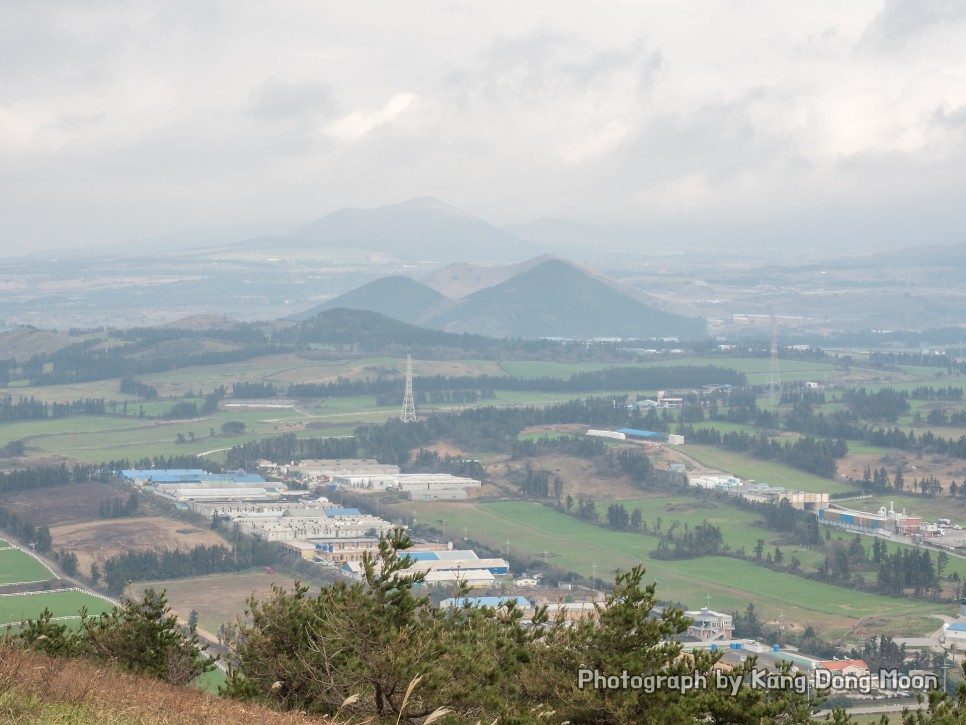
[[0, 645, 339, 724], [50, 517, 227, 575], [0, 482, 132, 527]]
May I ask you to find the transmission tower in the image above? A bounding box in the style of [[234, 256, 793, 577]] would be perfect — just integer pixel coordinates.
[[400, 353, 417, 422], [766, 315, 782, 405]]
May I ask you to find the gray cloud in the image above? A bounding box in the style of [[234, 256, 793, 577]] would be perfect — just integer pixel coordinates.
[[248, 78, 336, 121], [859, 0, 966, 50], [2, 1, 966, 256]]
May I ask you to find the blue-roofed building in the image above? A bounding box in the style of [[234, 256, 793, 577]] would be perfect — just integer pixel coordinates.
[[616, 428, 666, 440], [323, 508, 362, 518], [440, 596, 532, 611], [405, 551, 444, 561], [943, 621, 966, 647], [121, 469, 208, 483], [121, 469, 267, 485]]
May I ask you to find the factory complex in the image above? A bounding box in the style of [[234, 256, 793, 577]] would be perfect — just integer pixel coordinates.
[[118, 467, 504, 586], [263, 459, 483, 500]]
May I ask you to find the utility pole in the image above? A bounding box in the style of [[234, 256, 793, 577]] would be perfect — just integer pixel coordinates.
[[400, 354, 417, 422], [766, 315, 782, 406], [943, 650, 950, 693]]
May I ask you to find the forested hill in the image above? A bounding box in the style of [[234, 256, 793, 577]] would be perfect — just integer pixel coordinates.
[[426, 258, 706, 339], [1, 308, 653, 387], [290, 257, 707, 341]]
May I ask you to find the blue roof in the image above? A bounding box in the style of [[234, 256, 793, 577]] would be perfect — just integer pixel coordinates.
[[616, 428, 665, 438], [442, 596, 531, 609], [948, 623, 966, 632], [324, 508, 362, 517], [406, 551, 442, 561], [121, 469, 207, 482], [120, 469, 266, 484]]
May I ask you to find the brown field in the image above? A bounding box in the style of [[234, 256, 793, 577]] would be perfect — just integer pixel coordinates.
[[0, 481, 134, 526], [51, 517, 227, 575], [139, 569, 315, 637], [839, 451, 966, 488]]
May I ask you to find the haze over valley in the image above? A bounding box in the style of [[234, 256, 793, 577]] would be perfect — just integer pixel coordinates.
[[2, 196, 965, 344], [6, 3, 966, 722]]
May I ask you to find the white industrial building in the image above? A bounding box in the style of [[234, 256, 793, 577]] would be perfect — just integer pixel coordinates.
[[331, 471, 482, 495], [291, 459, 399, 483], [394, 474, 481, 491], [689, 475, 742, 491]]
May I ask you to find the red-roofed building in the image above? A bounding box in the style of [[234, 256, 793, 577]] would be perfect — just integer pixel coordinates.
[[814, 659, 873, 692], [816, 659, 868, 673]]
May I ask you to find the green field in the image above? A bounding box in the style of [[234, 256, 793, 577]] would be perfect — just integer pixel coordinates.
[[0, 549, 53, 585], [0, 590, 114, 625], [193, 666, 227, 694], [497, 360, 618, 379], [683, 445, 857, 494], [394, 500, 953, 637], [613, 494, 781, 553]]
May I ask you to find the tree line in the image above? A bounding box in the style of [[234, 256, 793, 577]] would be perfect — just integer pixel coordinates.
[[101, 536, 280, 595], [0, 395, 107, 421], [0, 505, 52, 552], [288, 364, 746, 399], [224, 432, 358, 470], [683, 427, 844, 478]]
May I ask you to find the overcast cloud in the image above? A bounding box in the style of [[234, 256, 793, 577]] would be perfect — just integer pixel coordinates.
[[2, 0, 965, 256]]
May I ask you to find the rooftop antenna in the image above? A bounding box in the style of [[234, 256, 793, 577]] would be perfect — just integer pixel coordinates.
[[766, 315, 782, 405], [401, 353, 417, 422]]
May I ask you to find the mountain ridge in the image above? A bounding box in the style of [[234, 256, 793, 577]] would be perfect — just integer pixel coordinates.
[[292, 257, 706, 340]]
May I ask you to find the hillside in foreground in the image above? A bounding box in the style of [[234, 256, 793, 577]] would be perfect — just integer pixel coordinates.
[[0, 645, 336, 725]]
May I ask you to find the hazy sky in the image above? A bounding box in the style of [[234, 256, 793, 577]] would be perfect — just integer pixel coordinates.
[[2, 0, 966, 257]]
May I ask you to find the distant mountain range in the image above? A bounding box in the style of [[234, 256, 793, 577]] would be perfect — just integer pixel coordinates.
[[292, 257, 706, 340], [281, 197, 543, 263]]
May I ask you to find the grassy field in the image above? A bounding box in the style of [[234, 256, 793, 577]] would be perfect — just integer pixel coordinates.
[[192, 667, 227, 694], [682, 445, 857, 494], [612, 494, 781, 552], [138, 569, 321, 638], [0, 590, 113, 625], [392, 500, 953, 637], [496, 361, 618, 378], [0, 549, 53, 585]]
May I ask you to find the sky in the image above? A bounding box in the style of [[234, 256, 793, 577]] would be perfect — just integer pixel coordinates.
[[2, 0, 966, 257]]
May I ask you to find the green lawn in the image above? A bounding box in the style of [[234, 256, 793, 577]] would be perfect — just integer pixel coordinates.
[[0, 549, 52, 585], [682, 445, 857, 494], [193, 666, 227, 694], [393, 500, 953, 634], [613, 494, 777, 552], [497, 361, 618, 379], [0, 590, 114, 625]]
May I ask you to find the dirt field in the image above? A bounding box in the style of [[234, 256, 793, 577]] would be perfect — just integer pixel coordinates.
[[0, 482, 135, 527], [839, 451, 966, 489], [50, 517, 227, 576], [138, 569, 312, 637]]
